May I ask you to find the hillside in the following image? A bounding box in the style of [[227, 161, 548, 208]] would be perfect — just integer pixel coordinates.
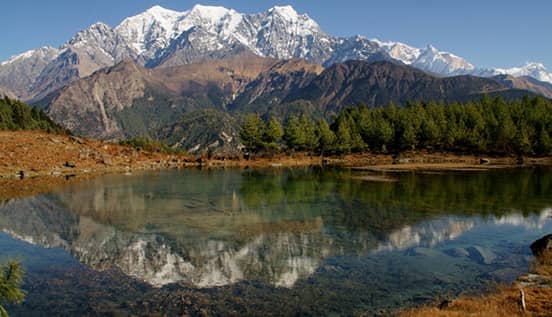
[[45, 53, 275, 140], [159, 109, 242, 155], [229, 60, 541, 121], [284, 61, 527, 115], [0, 87, 15, 99], [230, 58, 324, 114]]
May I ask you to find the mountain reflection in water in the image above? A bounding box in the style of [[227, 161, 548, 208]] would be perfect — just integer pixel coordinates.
[[0, 167, 551, 289]]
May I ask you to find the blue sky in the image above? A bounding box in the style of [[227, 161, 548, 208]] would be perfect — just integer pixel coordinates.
[[0, 0, 549, 69]]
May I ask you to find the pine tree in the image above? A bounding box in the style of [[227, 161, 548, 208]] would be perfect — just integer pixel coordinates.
[[299, 114, 319, 152], [264, 117, 284, 143], [263, 117, 284, 152], [0, 261, 25, 317], [284, 114, 303, 151], [335, 116, 353, 153], [537, 128, 551, 155], [317, 118, 336, 155], [239, 113, 264, 152]]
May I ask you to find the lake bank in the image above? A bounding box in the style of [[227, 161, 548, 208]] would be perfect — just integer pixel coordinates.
[[3, 131, 552, 179], [2, 130, 552, 201], [400, 235, 552, 317]]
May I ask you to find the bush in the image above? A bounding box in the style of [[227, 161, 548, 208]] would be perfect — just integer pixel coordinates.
[[118, 137, 186, 155]]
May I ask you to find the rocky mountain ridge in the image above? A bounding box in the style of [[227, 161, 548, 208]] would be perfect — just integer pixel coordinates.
[[42, 56, 543, 154]]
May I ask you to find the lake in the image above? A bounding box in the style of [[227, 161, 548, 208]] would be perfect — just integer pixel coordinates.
[[1, 167, 551, 316]]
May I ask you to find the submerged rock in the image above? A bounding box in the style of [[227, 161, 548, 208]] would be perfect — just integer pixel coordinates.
[[444, 247, 469, 258], [406, 247, 441, 257], [489, 268, 521, 282], [466, 246, 496, 265]]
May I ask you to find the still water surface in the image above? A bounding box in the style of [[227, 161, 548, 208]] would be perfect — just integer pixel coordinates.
[[1, 167, 551, 315]]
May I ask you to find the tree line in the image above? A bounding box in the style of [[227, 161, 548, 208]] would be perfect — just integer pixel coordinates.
[[0, 96, 66, 134], [240, 95, 552, 156]]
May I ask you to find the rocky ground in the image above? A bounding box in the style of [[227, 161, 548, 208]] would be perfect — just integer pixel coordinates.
[[0, 131, 196, 179]]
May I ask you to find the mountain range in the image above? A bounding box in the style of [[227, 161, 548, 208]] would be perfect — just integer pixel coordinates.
[[0, 4, 550, 154], [1, 4, 552, 102]]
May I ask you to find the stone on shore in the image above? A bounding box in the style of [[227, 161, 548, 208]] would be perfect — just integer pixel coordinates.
[[530, 233, 552, 264]]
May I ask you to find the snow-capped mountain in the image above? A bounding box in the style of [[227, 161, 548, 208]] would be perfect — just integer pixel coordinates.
[[115, 5, 188, 59], [117, 4, 334, 66], [67, 22, 137, 63], [0, 46, 60, 98], [373, 40, 476, 76], [1, 4, 551, 101], [494, 63, 552, 84]]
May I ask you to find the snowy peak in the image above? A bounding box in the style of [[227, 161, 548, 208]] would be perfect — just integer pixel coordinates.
[[115, 4, 242, 58], [517, 62, 547, 72], [115, 5, 184, 56], [371, 39, 421, 64], [265, 5, 321, 33], [416, 44, 475, 73], [188, 4, 233, 21], [67, 22, 114, 47], [425, 44, 439, 54], [269, 5, 301, 21], [495, 62, 552, 84], [145, 5, 180, 16], [371, 40, 474, 75], [0, 46, 60, 67], [175, 4, 238, 36]]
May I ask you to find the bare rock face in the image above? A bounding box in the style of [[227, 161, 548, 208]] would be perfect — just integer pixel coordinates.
[[0, 86, 16, 99], [46, 60, 147, 139], [530, 234, 552, 265]]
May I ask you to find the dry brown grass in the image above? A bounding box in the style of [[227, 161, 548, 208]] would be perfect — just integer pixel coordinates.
[[400, 261, 552, 317], [400, 286, 552, 317]]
